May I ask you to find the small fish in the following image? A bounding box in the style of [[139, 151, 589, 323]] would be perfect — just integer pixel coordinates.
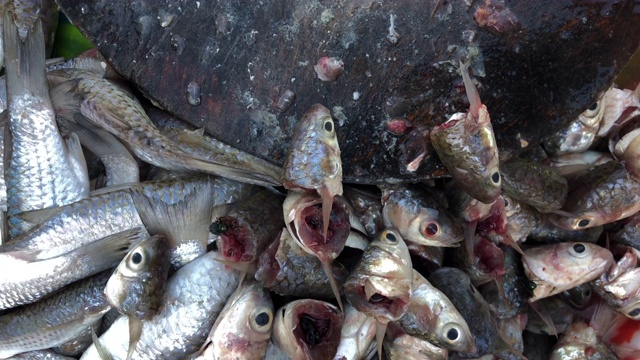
[[525, 296, 574, 336], [104, 235, 171, 360], [542, 97, 605, 155], [283, 190, 351, 310], [550, 321, 618, 360], [547, 151, 613, 178], [592, 246, 640, 320], [383, 322, 448, 360], [197, 281, 274, 360], [255, 228, 349, 300], [560, 283, 594, 310], [272, 299, 344, 360], [333, 304, 377, 360], [343, 186, 384, 236], [396, 271, 476, 353], [528, 217, 602, 244], [429, 62, 501, 204], [281, 104, 343, 247], [50, 320, 102, 358], [343, 229, 413, 360], [522, 242, 613, 302], [81, 251, 241, 360], [503, 195, 540, 243], [382, 185, 463, 247], [0, 271, 111, 358]]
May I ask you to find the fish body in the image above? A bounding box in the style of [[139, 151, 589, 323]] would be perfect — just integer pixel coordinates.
[[522, 242, 613, 302], [0, 271, 111, 358], [81, 251, 241, 360]]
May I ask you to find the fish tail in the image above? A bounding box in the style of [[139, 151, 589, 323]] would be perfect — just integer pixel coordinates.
[[375, 321, 388, 360], [126, 317, 143, 360], [70, 227, 147, 272], [91, 326, 114, 360]]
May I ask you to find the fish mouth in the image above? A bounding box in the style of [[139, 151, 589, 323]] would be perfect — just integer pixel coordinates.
[[291, 303, 343, 359], [295, 196, 350, 255], [216, 216, 255, 262], [350, 283, 409, 321]]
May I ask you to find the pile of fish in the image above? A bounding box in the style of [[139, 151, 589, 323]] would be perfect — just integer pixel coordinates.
[[1, 1, 640, 360]]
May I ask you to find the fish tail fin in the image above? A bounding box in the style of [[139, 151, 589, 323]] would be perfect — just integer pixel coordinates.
[[126, 317, 143, 360], [91, 325, 114, 360], [183, 155, 281, 187], [65, 132, 90, 190], [321, 260, 344, 312], [70, 227, 147, 272]]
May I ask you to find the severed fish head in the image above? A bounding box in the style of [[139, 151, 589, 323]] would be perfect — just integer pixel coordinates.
[[104, 234, 171, 320], [523, 242, 613, 302]]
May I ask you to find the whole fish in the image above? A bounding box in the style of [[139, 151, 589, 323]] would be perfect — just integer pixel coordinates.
[[0, 271, 111, 358], [383, 322, 448, 360], [104, 235, 171, 360], [0, 228, 142, 310], [272, 299, 343, 360], [283, 190, 351, 310], [547, 161, 640, 230], [333, 304, 377, 360], [522, 242, 613, 302], [382, 185, 463, 247], [344, 229, 413, 359], [81, 251, 241, 360], [3, 9, 89, 218], [255, 228, 349, 300], [281, 104, 343, 247], [500, 157, 568, 213], [430, 62, 501, 204], [550, 321, 618, 360], [397, 271, 476, 353]]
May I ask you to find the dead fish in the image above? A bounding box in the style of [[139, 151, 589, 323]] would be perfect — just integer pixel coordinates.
[[542, 97, 605, 156], [499, 157, 568, 213], [197, 280, 274, 360], [344, 229, 413, 359], [210, 188, 284, 275], [550, 321, 618, 360], [272, 299, 343, 360], [383, 322, 448, 360], [611, 212, 640, 251], [396, 270, 476, 353], [81, 251, 241, 360], [547, 151, 613, 178], [283, 191, 351, 310], [592, 246, 640, 320], [503, 195, 540, 243], [5, 350, 77, 359], [547, 161, 640, 230], [0, 228, 143, 310], [0, 271, 111, 358], [430, 62, 501, 204], [560, 283, 594, 310], [343, 186, 384, 236], [522, 242, 613, 302], [333, 304, 377, 360], [590, 300, 640, 360], [281, 104, 343, 246], [528, 217, 603, 244], [525, 296, 573, 336], [479, 247, 529, 319], [406, 241, 444, 274], [255, 228, 349, 300], [382, 185, 463, 247], [104, 235, 171, 360], [3, 10, 89, 219], [50, 320, 102, 358]]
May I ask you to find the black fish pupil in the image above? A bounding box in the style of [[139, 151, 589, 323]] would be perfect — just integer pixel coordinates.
[[324, 121, 333, 132], [573, 244, 586, 253], [300, 315, 328, 346], [577, 219, 590, 227], [630, 308, 640, 317], [491, 172, 500, 184], [385, 232, 397, 242], [588, 103, 598, 111], [370, 293, 385, 303], [503, 198, 509, 207], [446, 328, 459, 341], [255, 312, 270, 326], [132, 252, 142, 264]]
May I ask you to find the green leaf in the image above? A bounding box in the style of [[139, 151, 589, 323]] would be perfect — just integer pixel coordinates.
[[53, 21, 94, 59]]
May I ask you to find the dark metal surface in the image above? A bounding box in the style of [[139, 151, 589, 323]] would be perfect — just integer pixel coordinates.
[[56, 0, 640, 183]]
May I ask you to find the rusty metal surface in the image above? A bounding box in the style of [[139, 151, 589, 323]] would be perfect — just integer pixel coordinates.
[[56, 0, 640, 184]]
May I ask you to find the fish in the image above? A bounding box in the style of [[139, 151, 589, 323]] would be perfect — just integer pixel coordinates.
[[550, 321, 618, 360], [5, 350, 77, 359], [104, 235, 171, 360], [0, 228, 143, 310], [611, 212, 640, 250], [479, 247, 529, 319], [547, 151, 613, 178], [254, 228, 349, 300], [546, 161, 640, 230], [560, 283, 594, 310], [80, 251, 241, 360], [50, 320, 102, 358], [383, 322, 448, 360], [528, 217, 602, 244], [406, 241, 444, 274], [522, 242, 614, 302], [2, 9, 89, 220], [590, 300, 640, 360], [281, 104, 343, 246], [283, 190, 351, 310], [525, 296, 574, 336], [503, 195, 540, 243], [381, 185, 463, 247], [343, 229, 413, 359], [343, 186, 384, 236], [0, 271, 111, 358], [196, 280, 274, 360], [333, 304, 377, 360], [429, 61, 501, 204], [542, 97, 605, 155], [45, 68, 281, 187], [499, 157, 568, 213], [396, 270, 476, 353], [272, 299, 343, 360], [592, 246, 640, 320]]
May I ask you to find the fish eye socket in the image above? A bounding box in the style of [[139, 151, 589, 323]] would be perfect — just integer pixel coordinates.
[[577, 219, 590, 228], [491, 171, 500, 184], [323, 119, 334, 133], [584, 288, 591, 298], [383, 231, 397, 243], [422, 222, 440, 238], [503, 198, 510, 208], [131, 252, 143, 265], [629, 308, 640, 317], [369, 293, 385, 303], [588, 102, 598, 111]]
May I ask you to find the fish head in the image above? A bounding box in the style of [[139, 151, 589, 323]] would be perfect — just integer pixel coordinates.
[[345, 229, 413, 322], [104, 234, 171, 319], [212, 216, 256, 263], [523, 242, 614, 302]]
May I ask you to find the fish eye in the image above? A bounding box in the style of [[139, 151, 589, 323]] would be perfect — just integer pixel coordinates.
[[503, 198, 510, 208], [629, 308, 640, 318], [569, 243, 589, 258], [584, 288, 591, 298], [588, 102, 598, 111], [323, 119, 334, 133], [250, 308, 274, 332], [421, 222, 440, 238], [442, 323, 462, 344], [491, 171, 500, 184], [369, 293, 385, 303], [382, 231, 398, 244], [132, 252, 143, 265], [577, 219, 590, 228]]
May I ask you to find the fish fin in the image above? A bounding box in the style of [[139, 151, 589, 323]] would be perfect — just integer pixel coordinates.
[[8, 206, 64, 238], [183, 156, 282, 187], [547, 209, 575, 217], [69, 227, 147, 271], [345, 230, 368, 250], [322, 260, 344, 312], [528, 301, 558, 338], [500, 233, 525, 256], [65, 132, 91, 192], [129, 176, 215, 266], [376, 321, 388, 360], [126, 317, 143, 360], [321, 185, 334, 244], [91, 326, 114, 360], [459, 60, 481, 119]]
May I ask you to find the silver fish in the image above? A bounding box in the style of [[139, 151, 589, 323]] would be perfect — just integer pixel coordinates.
[[81, 251, 241, 360], [0, 271, 111, 358], [383, 322, 448, 360], [333, 304, 377, 360]]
